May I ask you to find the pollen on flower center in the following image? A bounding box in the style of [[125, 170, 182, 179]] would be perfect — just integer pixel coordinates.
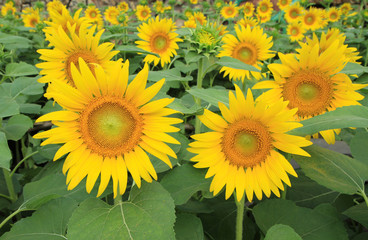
[[260, 5, 268, 12], [305, 14, 315, 24], [151, 33, 169, 52], [222, 119, 273, 168], [291, 10, 298, 18], [282, 69, 333, 118], [80, 96, 143, 157], [233, 43, 258, 65], [65, 50, 99, 86], [291, 28, 298, 36]]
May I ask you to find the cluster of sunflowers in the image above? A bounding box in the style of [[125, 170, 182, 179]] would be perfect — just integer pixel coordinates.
[[1, 0, 368, 238]]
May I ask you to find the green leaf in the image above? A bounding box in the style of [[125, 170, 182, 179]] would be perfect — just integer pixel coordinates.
[[1, 198, 78, 240], [40, 100, 63, 114], [161, 164, 211, 205], [352, 232, 368, 240], [0, 33, 31, 50], [187, 88, 230, 108], [5, 62, 38, 77], [288, 106, 368, 136], [340, 62, 368, 75], [115, 45, 159, 57], [19, 103, 41, 114], [67, 182, 176, 240], [0, 85, 19, 118], [343, 203, 368, 229], [287, 172, 339, 208], [168, 98, 202, 115], [10, 77, 44, 96], [253, 199, 348, 240], [294, 145, 368, 195], [217, 56, 260, 72], [174, 61, 197, 74], [174, 213, 204, 240], [264, 224, 302, 240], [0, 132, 12, 170], [349, 131, 368, 165], [2, 114, 33, 141]]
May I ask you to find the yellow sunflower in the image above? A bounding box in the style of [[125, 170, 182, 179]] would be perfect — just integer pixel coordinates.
[[183, 19, 197, 28], [284, 2, 304, 23], [340, 3, 352, 16], [299, 28, 361, 63], [257, 0, 273, 17], [47, 0, 64, 14], [22, 7, 38, 15], [190, 0, 198, 4], [326, 7, 340, 22], [221, 2, 239, 19], [118, 2, 129, 13], [154, 0, 164, 14], [84, 5, 103, 30], [136, 5, 151, 21], [242, 2, 255, 18], [136, 16, 183, 67], [277, 0, 292, 11], [301, 7, 324, 31], [189, 12, 207, 26], [257, 12, 272, 23], [287, 22, 306, 42], [217, 25, 274, 82], [1, 2, 16, 17], [34, 59, 182, 198], [188, 86, 312, 202], [253, 41, 367, 144], [22, 12, 41, 28], [36, 22, 118, 85], [104, 6, 119, 25], [237, 17, 259, 28]]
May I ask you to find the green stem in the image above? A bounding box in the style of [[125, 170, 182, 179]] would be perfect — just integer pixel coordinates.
[[0, 193, 12, 201], [3, 168, 17, 203], [10, 151, 39, 178], [0, 208, 24, 230], [114, 194, 123, 206], [281, 183, 288, 200], [359, 190, 368, 208], [194, 57, 204, 134], [235, 197, 245, 240]]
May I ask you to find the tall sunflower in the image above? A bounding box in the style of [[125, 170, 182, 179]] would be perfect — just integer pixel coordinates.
[[242, 2, 254, 18], [36, 23, 118, 85], [104, 6, 119, 25], [277, 0, 292, 11], [1, 2, 16, 17], [190, 12, 207, 26], [301, 7, 324, 31], [47, 0, 64, 14], [221, 2, 239, 19], [326, 7, 340, 22], [188, 87, 311, 202], [284, 2, 304, 23], [84, 5, 103, 30], [287, 22, 306, 42], [34, 59, 182, 197], [136, 5, 151, 21], [217, 25, 274, 82], [237, 17, 259, 29], [22, 11, 41, 28], [136, 16, 183, 67], [254, 41, 366, 144], [257, 0, 273, 17], [118, 2, 129, 13]]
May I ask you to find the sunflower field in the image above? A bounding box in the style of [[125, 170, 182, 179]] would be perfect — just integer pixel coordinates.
[[1, 0, 368, 239]]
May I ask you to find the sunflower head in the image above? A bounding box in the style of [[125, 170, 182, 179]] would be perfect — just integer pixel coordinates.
[[135, 4, 151, 21], [1, 1, 16, 17], [302, 7, 325, 31], [154, 0, 164, 13], [220, 2, 239, 19], [118, 2, 129, 13], [189, 12, 207, 26], [242, 2, 255, 17], [47, 0, 64, 14], [327, 7, 340, 22], [284, 2, 303, 23], [257, 0, 273, 17], [22, 12, 41, 28], [237, 17, 259, 29], [215, 0, 224, 10], [188, 86, 312, 202], [286, 22, 306, 42], [277, 0, 291, 10], [117, 13, 129, 26], [104, 6, 119, 25], [340, 3, 352, 16]]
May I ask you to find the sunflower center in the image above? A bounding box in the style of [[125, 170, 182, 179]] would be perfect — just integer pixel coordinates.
[[65, 50, 98, 86], [90, 11, 97, 18], [151, 33, 169, 53], [79, 96, 143, 157], [291, 27, 298, 36], [198, 31, 215, 45], [281, 0, 287, 5], [290, 9, 298, 18], [233, 43, 258, 65], [282, 69, 334, 118], [245, 8, 250, 14], [142, 10, 148, 17], [330, 13, 337, 19], [30, 18, 38, 27], [222, 119, 273, 168], [305, 14, 315, 25], [260, 4, 268, 13], [227, 8, 234, 15]]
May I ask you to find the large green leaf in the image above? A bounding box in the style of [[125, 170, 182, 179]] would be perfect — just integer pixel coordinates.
[[349, 131, 368, 165], [340, 62, 368, 75], [10, 77, 44, 96], [343, 203, 368, 229], [174, 213, 204, 240], [67, 182, 176, 240], [0, 132, 12, 170], [0, 198, 78, 240], [264, 224, 302, 240], [294, 145, 368, 195], [288, 106, 368, 136], [217, 56, 260, 72], [115, 45, 159, 56], [187, 88, 230, 108], [0, 85, 19, 118], [161, 164, 211, 205], [2, 114, 33, 141], [0, 33, 31, 50], [253, 199, 348, 240], [5, 62, 38, 77]]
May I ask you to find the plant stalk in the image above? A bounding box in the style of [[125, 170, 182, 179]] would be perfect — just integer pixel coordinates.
[[235, 196, 245, 240], [194, 57, 204, 134], [2, 168, 17, 203]]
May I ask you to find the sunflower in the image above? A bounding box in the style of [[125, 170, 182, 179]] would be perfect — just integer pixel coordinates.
[[277, 0, 292, 11], [104, 6, 119, 25], [190, 12, 207, 25], [299, 28, 361, 63], [242, 2, 254, 18], [183, 19, 197, 28], [257, 12, 272, 23], [47, 0, 64, 14], [136, 16, 183, 67], [84, 5, 103, 30], [154, 0, 164, 13], [237, 17, 259, 28], [22, 12, 41, 28], [217, 25, 274, 82], [221, 2, 239, 19], [253, 41, 366, 144], [284, 2, 303, 23], [190, 0, 198, 4], [257, 0, 273, 17], [36, 23, 118, 85], [118, 2, 129, 13], [22, 7, 38, 15], [34, 59, 182, 198], [136, 5, 151, 21], [1, 2, 16, 17], [340, 3, 352, 16], [326, 7, 340, 22], [188, 87, 311, 202], [301, 7, 324, 31], [287, 22, 306, 42]]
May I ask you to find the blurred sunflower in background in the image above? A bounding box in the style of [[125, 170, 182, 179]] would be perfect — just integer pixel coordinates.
[[284, 2, 304, 23], [221, 2, 239, 19], [22, 11, 41, 28], [237, 17, 259, 29], [242, 2, 254, 18], [287, 22, 306, 42], [118, 1, 129, 13], [326, 7, 340, 22], [84, 5, 103, 30], [257, 0, 273, 18], [277, 0, 292, 11], [1, 1, 16, 16], [301, 7, 325, 31], [104, 6, 119, 25], [136, 4, 151, 21]]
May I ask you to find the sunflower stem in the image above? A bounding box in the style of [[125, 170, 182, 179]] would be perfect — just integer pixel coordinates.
[[281, 183, 288, 200], [235, 196, 245, 240], [114, 194, 123, 206], [2, 168, 17, 203], [195, 57, 204, 134], [359, 189, 368, 208], [0, 208, 24, 230], [10, 151, 39, 178]]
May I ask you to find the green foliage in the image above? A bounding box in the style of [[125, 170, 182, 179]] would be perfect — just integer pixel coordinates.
[[264, 224, 302, 240]]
